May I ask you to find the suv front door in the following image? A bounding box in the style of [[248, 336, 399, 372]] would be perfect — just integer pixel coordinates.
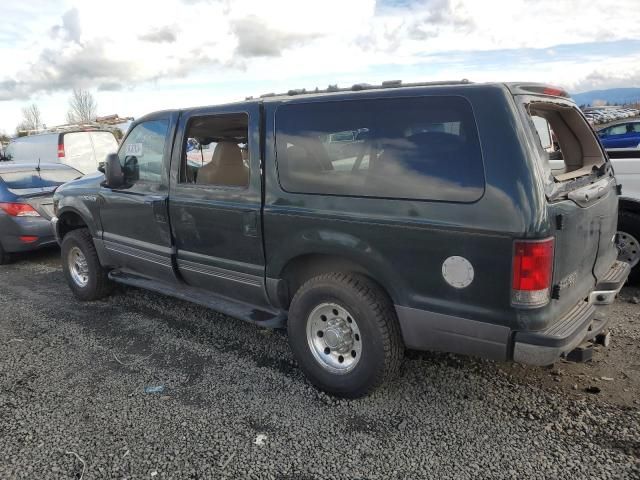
[[99, 113, 178, 283], [169, 103, 268, 307]]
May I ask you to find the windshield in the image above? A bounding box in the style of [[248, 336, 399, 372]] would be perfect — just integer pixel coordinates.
[[0, 167, 81, 190]]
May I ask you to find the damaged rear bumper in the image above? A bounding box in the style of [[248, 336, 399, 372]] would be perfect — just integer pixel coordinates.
[[513, 260, 630, 366]]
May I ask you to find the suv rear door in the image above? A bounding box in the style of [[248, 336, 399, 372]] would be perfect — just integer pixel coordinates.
[[168, 103, 268, 307], [519, 92, 618, 314]]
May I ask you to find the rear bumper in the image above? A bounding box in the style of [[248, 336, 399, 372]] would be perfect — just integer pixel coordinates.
[[513, 260, 630, 366], [0, 216, 58, 253], [396, 260, 630, 366]]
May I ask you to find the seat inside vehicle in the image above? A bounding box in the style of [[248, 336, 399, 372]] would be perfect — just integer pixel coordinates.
[[196, 141, 248, 186], [182, 113, 249, 187]]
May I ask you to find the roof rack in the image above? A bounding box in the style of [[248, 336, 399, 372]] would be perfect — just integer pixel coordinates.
[[16, 122, 126, 136], [245, 79, 472, 100]]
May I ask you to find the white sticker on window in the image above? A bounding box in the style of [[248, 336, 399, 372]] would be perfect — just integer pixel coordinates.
[[125, 143, 143, 156]]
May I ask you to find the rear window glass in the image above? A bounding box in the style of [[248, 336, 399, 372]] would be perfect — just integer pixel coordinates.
[[526, 101, 605, 182], [90, 131, 118, 162], [0, 168, 81, 189], [275, 96, 485, 202]]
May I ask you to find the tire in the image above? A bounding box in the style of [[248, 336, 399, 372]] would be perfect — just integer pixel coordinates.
[[0, 243, 9, 265], [287, 273, 403, 398], [617, 210, 640, 284], [61, 228, 112, 301]]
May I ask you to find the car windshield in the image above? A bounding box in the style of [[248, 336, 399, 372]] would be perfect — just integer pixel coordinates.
[[0, 167, 81, 190]]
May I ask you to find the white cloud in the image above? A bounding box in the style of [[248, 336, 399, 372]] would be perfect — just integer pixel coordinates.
[[0, 0, 639, 132]]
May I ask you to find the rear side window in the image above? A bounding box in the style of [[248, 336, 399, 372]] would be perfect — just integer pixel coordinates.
[[90, 131, 118, 163], [0, 168, 81, 190], [275, 96, 484, 202], [64, 132, 93, 160]]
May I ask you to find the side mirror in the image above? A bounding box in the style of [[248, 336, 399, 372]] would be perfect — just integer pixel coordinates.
[[97, 161, 105, 173], [124, 156, 140, 183], [104, 153, 124, 188]]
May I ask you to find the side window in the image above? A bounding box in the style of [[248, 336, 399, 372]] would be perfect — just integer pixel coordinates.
[[608, 125, 628, 135], [531, 116, 554, 151], [180, 113, 249, 187], [118, 119, 169, 186], [275, 96, 484, 202], [90, 131, 119, 164], [64, 132, 93, 160]]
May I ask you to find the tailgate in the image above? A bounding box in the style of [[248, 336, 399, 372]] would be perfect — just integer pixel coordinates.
[[517, 92, 619, 312], [549, 176, 618, 311]]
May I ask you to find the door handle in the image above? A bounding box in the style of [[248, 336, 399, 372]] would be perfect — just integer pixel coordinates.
[[145, 195, 169, 222], [144, 195, 167, 205], [243, 211, 258, 237]]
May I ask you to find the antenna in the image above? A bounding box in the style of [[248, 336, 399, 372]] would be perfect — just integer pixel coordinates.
[[36, 157, 41, 172]]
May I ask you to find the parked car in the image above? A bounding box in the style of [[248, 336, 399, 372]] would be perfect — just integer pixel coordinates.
[[4, 129, 118, 174], [601, 149, 640, 283], [581, 107, 639, 126], [52, 81, 628, 397], [598, 121, 640, 149], [0, 162, 82, 264]]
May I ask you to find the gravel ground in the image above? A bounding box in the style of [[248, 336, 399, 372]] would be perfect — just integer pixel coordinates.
[[1, 248, 639, 479]]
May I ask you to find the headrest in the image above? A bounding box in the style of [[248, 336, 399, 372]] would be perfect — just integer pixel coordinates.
[[212, 141, 242, 166]]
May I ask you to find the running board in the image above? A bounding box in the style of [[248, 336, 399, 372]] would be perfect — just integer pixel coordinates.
[[108, 271, 286, 328]]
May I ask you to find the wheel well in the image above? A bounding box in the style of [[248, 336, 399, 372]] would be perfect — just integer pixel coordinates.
[[58, 211, 88, 240], [619, 198, 640, 215], [279, 254, 395, 308]]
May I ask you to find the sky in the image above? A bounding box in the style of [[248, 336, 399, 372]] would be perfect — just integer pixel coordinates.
[[1, 0, 639, 134]]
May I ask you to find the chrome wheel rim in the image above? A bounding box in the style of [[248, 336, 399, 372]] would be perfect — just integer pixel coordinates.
[[68, 246, 89, 288], [306, 302, 362, 374], [616, 230, 640, 268]]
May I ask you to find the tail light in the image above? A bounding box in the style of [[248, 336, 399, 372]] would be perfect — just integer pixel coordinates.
[[512, 238, 554, 308], [0, 202, 40, 217], [19, 236, 38, 243], [57, 143, 65, 158]]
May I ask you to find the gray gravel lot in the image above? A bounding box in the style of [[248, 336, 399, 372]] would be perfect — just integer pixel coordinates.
[[1, 249, 639, 479]]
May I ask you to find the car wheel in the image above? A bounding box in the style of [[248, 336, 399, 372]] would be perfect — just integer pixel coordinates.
[[288, 273, 403, 398], [617, 211, 640, 284], [61, 228, 113, 301]]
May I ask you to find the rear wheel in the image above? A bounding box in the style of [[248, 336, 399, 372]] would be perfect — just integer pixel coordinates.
[[617, 211, 640, 284], [61, 228, 113, 300], [287, 273, 403, 398]]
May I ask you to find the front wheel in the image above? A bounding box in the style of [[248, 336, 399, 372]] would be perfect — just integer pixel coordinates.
[[61, 228, 113, 301], [617, 211, 640, 284], [288, 273, 403, 398]]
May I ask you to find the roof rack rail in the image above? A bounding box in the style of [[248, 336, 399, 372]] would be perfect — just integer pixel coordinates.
[[16, 122, 126, 136], [256, 79, 471, 99]]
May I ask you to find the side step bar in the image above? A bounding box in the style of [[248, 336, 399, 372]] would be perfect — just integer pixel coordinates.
[[108, 271, 287, 328]]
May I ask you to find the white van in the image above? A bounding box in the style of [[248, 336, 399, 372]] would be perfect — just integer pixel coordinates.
[[5, 130, 118, 174]]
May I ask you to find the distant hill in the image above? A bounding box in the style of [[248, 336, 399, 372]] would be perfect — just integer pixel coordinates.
[[571, 88, 640, 106]]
